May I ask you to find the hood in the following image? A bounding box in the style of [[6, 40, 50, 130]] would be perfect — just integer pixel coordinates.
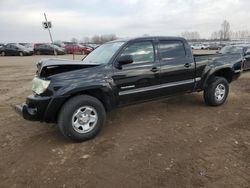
[[37, 58, 100, 78]]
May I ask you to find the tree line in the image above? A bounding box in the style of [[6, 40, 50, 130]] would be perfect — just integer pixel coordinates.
[[67, 20, 249, 44], [70, 34, 118, 44], [181, 20, 250, 41]]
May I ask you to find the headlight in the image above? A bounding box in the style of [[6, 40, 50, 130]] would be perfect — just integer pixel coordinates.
[[32, 77, 50, 95]]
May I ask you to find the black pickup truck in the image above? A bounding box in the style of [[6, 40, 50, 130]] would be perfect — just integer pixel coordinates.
[[16, 37, 244, 142]]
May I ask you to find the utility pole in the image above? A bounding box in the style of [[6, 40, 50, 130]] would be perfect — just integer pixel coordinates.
[[44, 13, 57, 56]]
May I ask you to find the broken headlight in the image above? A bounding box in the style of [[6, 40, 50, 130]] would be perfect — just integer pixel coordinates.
[[32, 77, 50, 95]]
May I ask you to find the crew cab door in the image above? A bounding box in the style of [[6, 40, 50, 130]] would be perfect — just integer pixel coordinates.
[[157, 40, 196, 95], [112, 40, 161, 105]]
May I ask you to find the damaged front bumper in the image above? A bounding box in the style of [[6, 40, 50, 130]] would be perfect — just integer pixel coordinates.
[[15, 95, 51, 121]]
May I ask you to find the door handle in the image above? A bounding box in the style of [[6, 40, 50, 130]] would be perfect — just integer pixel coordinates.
[[184, 63, 191, 68], [151, 67, 159, 72]]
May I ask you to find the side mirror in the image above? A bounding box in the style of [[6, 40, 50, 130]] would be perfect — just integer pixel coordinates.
[[117, 55, 133, 68]]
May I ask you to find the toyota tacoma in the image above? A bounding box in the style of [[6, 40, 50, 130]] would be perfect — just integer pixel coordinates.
[[15, 37, 244, 142]]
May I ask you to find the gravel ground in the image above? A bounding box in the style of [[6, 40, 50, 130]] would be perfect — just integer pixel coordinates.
[[0, 54, 249, 188]]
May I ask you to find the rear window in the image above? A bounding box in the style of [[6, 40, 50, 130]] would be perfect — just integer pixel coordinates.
[[159, 41, 186, 60]]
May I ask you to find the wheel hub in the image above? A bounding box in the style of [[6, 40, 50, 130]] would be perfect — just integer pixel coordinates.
[[72, 106, 98, 134], [215, 84, 226, 101]]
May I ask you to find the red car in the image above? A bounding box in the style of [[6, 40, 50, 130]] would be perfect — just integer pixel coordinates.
[[64, 44, 93, 54]]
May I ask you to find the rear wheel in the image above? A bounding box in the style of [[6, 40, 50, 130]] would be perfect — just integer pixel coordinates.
[[1, 51, 5, 56], [203, 76, 229, 106], [58, 95, 106, 142], [19, 52, 24, 56]]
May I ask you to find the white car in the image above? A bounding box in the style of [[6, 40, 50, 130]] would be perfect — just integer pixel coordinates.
[[191, 44, 209, 50]]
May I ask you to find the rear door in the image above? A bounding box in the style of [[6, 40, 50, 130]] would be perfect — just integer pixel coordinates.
[[112, 40, 161, 105], [157, 40, 196, 95]]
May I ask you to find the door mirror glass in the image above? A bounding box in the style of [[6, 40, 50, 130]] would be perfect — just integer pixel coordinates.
[[118, 55, 133, 66]]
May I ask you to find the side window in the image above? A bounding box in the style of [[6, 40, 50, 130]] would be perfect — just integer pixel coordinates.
[[39, 44, 45, 48], [120, 41, 154, 64], [10, 45, 16, 49], [159, 41, 186, 60]]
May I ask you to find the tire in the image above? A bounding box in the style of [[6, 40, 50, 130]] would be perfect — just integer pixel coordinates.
[[1, 51, 5, 56], [19, 52, 24, 56], [36, 51, 41, 55], [203, 76, 229, 106], [58, 95, 106, 142]]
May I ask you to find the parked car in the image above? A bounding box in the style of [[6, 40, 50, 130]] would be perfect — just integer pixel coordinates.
[[86, 43, 100, 49], [243, 47, 250, 70], [219, 45, 250, 71], [0, 43, 33, 56], [34, 44, 65, 55], [19, 43, 34, 53], [191, 43, 209, 50], [15, 36, 244, 142], [53, 43, 66, 49], [65, 44, 93, 54], [34, 43, 44, 49], [207, 43, 222, 50]]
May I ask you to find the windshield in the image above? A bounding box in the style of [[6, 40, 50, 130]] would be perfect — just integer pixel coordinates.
[[219, 46, 243, 55], [82, 42, 125, 64]]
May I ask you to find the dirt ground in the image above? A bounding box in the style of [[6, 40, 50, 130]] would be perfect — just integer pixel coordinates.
[[0, 54, 249, 188]]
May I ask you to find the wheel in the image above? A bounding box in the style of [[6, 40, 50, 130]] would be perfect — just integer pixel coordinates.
[[58, 95, 106, 142], [54, 51, 58, 56], [36, 51, 41, 55], [203, 76, 229, 106], [19, 52, 24, 56], [1, 51, 5, 56]]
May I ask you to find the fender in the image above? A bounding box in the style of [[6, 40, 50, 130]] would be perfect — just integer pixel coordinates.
[[201, 65, 235, 89]]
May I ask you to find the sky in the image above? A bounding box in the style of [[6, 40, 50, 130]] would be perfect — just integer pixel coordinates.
[[0, 0, 250, 43]]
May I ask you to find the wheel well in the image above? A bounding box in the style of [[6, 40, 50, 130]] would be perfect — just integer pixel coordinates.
[[211, 68, 234, 83], [66, 89, 111, 112]]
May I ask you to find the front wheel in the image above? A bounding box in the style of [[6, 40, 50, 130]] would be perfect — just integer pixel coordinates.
[[19, 52, 24, 56], [58, 95, 106, 142], [203, 77, 229, 106], [1, 51, 6, 56]]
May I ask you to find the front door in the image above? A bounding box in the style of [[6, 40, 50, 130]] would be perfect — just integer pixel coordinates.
[[112, 40, 161, 105]]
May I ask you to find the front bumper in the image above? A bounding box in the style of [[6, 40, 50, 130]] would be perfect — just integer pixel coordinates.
[[15, 103, 38, 121], [15, 95, 51, 121], [15, 95, 68, 123]]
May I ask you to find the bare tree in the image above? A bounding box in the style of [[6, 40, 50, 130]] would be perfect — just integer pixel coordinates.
[[71, 37, 78, 43], [91, 34, 118, 44], [221, 20, 231, 40], [231, 30, 250, 40], [81, 37, 90, 43], [181, 31, 200, 41], [91, 35, 101, 44]]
